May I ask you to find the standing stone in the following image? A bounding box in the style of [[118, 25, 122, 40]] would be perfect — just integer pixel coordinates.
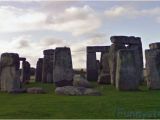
[[35, 58, 43, 82], [42, 49, 54, 83], [30, 67, 35, 76], [23, 61, 30, 83], [53, 47, 73, 87], [87, 52, 98, 81], [149, 42, 160, 49], [128, 37, 144, 84], [86, 46, 109, 82], [109, 36, 143, 85], [109, 43, 125, 85], [0, 53, 21, 92], [22, 61, 30, 83], [98, 52, 111, 84], [116, 50, 139, 90], [96, 60, 100, 74], [100, 52, 105, 70], [145, 49, 160, 89]]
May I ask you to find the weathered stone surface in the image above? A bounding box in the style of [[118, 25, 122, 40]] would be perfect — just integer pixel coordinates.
[[42, 49, 54, 83], [129, 43, 144, 84], [111, 36, 141, 44], [145, 49, 160, 89], [149, 42, 160, 49], [109, 36, 143, 85], [8, 88, 27, 94], [19, 57, 26, 61], [86, 46, 110, 81], [109, 43, 125, 85], [98, 52, 111, 84], [30, 67, 35, 76], [55, 86, 101, 96], [101, 53, 110, 73], [116, 50, 139, 90], [100, 52, 105, 69], [0, 53, 21, 92], [53, 47, 73, 87], [19, 57, 26, 83], [35, 58, 43, 82], [87, 46, 110, 53], [55, 86, 81, 95], [73, 75, 93, 88], [84, 88, 101, 96], [98, 73, 110, 84], [87, 52, 98, 81], [27, 87, 46, 94], [97, 60, 101, 74], [22, 61, 30, 83]]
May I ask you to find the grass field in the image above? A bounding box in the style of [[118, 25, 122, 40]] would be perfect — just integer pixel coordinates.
[[0, 82, 160, 119]]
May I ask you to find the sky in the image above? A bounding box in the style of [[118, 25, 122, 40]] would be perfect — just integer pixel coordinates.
[[0, 0, 159, 68]]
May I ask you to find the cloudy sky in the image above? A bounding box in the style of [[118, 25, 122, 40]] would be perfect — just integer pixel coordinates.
[[0, 1, 159, 68]]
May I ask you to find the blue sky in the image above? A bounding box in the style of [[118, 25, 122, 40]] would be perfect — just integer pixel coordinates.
[[0, 1, 159, 68]]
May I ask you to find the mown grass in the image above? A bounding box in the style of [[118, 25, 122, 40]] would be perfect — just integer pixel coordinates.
[[0, 82, 159, 119]]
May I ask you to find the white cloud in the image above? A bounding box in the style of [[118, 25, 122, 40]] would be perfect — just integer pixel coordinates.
[[0, 6, 46, 32], [40, 1, 79, 14], [104, 6, 160, 22], [39, 37, 64, 47], [11, 35, 31, 49], [46, 5, 102, 36], [2, 3, 160, 69], [105, 6, 139, 18], [0, 5, 101, 36]]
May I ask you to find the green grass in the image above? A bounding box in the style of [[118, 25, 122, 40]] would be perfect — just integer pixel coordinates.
[[0, 82, 159, 119]]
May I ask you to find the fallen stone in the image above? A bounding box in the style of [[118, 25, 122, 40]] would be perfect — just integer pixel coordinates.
[[55, 86, 82, 95], [27, 87, 46, 94], [8, 88, 27, 94], [84, 88, 101, 96], [73, 75, 93, 88], [55, 86, 101, 96]]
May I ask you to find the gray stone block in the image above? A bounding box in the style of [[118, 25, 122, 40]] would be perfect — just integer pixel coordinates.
[[35, 58, 43, 82], [145, 49, 160, 89], [109, 44, 125, 85], [0, 53, 21, 92], [53, 47, 73, 87], [111, 36, 141, 44], [42, 49, 54, 83], [98, 52, 111, 84], [22, 61, 30, 83], [149, 42, 160, 49], [87, 52, 98, 81], [116, 50, 139, 90]]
